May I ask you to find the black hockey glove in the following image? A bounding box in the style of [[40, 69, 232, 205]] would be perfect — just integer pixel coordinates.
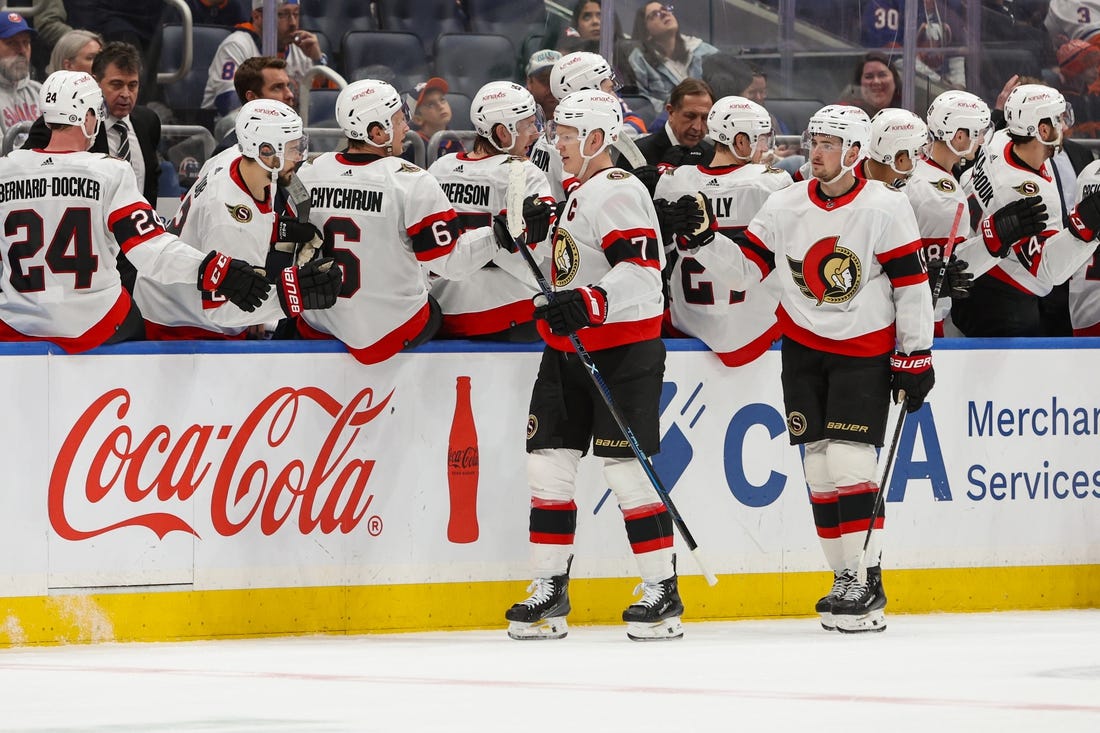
[[653, 197, 704, 245], [492, 214, 520, 253], [532, 286, 608, 335], [198, 250, 270, 312], [661, 144, 707, 168], [981, 196, 1046, 257], [677, 193, 717, 251], [275, 215, 323, 244], [927, 256, 972, 301], [890, 350, 935, 413], [277, 257, 342, 317], [522, 194, 553, 244], [1068, 189, 1100, 242], [632, 164, 661, 196]]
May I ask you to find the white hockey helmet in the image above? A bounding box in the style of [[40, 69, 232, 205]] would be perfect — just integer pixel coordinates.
[[336, 78, 405, 148], [40, 70, 104, 139], [1003, 84, 1073, 143], [551, 89, 622, 177], [470, 81, 538, 152], [236, 98, 305, 172], [867, 108, 928, 174], [706, 95, 772, 159], [926, 90, 991, 157], [550, 51, 616, 100]]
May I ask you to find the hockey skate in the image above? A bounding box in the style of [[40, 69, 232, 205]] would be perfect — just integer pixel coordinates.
[[815, 568, 856, 631], [505, 557, 572, 640], [832, 565, 887, 634], [622, 571, 684, 641]]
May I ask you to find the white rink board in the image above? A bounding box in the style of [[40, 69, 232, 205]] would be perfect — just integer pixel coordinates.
[[1, 341, 1098, 596]]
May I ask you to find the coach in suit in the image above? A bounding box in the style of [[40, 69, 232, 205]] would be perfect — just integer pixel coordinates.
[[24, 41, 159, 204]]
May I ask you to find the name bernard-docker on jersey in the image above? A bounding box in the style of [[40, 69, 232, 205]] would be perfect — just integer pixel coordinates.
[[0, 175, 102, 203]]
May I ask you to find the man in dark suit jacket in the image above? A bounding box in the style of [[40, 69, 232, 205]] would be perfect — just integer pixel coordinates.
[[23, 42, 159, 290], [23, 41, 159, 204], [634, 77, 715, 167]]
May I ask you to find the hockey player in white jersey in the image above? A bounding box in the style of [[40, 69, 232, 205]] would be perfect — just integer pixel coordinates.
[[680, 104, 933, 633], [505, 90, 679, 642], [293, 79, 536, 364], [1068, 160, 1100, 334], [134, 99, 341, 339], [428, 81, 553, 341], [655, 96, 790, 365], [957, 84, 1100, 336], [0, 71, 270, 352]]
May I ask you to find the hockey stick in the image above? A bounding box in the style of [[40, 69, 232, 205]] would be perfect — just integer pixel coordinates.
[[612, 134, 646, 169], [507, 160, 718, 586], [277, 172, 321, 266], [856, 202, 965, 582]]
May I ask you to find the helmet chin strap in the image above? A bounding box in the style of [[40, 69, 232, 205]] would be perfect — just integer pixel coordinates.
[[820, 144, 859, 186]]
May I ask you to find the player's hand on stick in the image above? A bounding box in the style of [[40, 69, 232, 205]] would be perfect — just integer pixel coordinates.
[[532, 286, 607, 335], [927, 256, 972, 299], [277, 257, 342, 317], [522, 195, 554, 244], [677, 193, 717, 251], [1068, 189, 1100, 242], [492, 214, 521, 252], [981, 196, 1045, 257], [198, 250, 271, 312], [653, 197, 703, 245], [890, 350, 934, 413], [632, 164, 661, 196]]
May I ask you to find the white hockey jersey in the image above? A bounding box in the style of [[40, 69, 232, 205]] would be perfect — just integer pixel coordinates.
[[961, 133, 1095, 295], [0, 149, 210, 352], [132, 156, 287, 337], [728, 178, 932, 357], [295, 152, 497, 364], [529, 135, 576, 201], [201, 27, 315, 111], [1069, 159, 1100, 334], [654, 162, 790, 365], [427, 152, 551, 337], [543, 168, 664, 352], [1044, 1, 1100, 42]]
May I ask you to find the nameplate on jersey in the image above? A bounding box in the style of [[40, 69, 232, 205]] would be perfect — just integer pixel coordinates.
[[0, 176, 102, 203], [439, 182, 490, 207], [311, 186, 384, 214]]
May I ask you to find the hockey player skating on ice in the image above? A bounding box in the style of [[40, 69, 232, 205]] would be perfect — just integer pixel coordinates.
[[428, 81, 553, 342], [671, 104, 933, 633], [505, 90, 681, 642], [654, 95, 790, 366], [956, 83, 1100, 336], [0, 70, 271, 350]]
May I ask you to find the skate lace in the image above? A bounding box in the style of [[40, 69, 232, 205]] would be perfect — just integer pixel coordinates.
[[830, 570, 855, 598], [840, 576, 868, 601], [521, 577, 555, 608], [630, 581, 666, 609]]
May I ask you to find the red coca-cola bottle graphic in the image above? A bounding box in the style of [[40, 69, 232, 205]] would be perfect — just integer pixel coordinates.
[[447, 376, 479, 543]]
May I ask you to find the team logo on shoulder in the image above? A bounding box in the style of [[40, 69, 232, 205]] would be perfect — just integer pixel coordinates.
[[787, 236, 861, 305], [225, 203, 253, 223], [932, 177, 956, 193], [1012, 180, 1040, 197], [397, 163, 421, 173], [606, 170, 629, 180], [527, 415, 538, 439], [552, 228, 581, 287], [764, 166, 783, 174], [787, 411, 807, 437]]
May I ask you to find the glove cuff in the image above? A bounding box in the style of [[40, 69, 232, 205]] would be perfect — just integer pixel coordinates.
[[980, 216, 1006, 256], [581, 286, 608, 326], [277, 265, 303, 317], [1069, 207, 1097, 243], [199, 250, 229, 291], [890, 350, 932, 372]]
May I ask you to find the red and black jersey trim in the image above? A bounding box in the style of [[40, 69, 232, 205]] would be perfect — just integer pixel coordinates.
[[877, 238, 927, 288], [739, 229, 776, 278], [601, 226, 660, 269], [408, 209, 460, 260], [108, 202, 165, 254]]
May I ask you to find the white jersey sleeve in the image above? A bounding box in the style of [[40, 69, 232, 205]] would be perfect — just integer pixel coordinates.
[[1068, 159, 1100, 334]]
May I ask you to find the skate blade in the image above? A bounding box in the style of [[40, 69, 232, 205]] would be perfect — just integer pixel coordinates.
[[819, 611, 837, 632], [626, 617, 684, 641], [835, 609, 887, 634], [507, 617, 568, 640]]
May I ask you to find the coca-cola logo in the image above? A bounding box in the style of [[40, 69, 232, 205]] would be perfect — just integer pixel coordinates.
[[448, 446, 478, 470], [48, 386, 393, 541]]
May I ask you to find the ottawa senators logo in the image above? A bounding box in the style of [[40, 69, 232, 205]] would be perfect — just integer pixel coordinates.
[[397, 163, 421, 174], [552, 228, 581, 287], [1012, 180, 1041, 197], [527, 415, 538, 439], [787, 236, 862, 305], [225, 203, 253, 223], [932, 177, 956, 193]]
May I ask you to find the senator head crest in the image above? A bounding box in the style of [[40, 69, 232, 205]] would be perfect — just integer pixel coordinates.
[[787, 236, 862, 305]]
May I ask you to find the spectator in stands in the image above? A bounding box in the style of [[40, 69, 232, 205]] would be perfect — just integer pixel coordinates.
[[838, 52, 902, 117], [406, 77, 465, 160], [211, 56, 296, 155], [27, 0, 71, 77], [187, 0, 249, 27], [202, 0, 327, 117], [627, 3, 718, 109], [634, 77, 714, 167], [558, 0, 636, 90], [527, 49, 562, 120], [1056, 40, 1100, 139], [64, 0, 164, 56], [0, 13, 41, 148], [47, 29, 103, 74]]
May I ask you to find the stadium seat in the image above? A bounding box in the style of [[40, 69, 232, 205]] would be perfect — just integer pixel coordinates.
[[433, 33, 517, 98], [376, 0, 468, 57], [305, 87, 341, 128], [342, 31, 431, 95], [765, 98, 825, 135], [156, 24, 232, 125], [446, 92, 472, 131], [302, 0, 377, 55], [465, 0, 546, 41]]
